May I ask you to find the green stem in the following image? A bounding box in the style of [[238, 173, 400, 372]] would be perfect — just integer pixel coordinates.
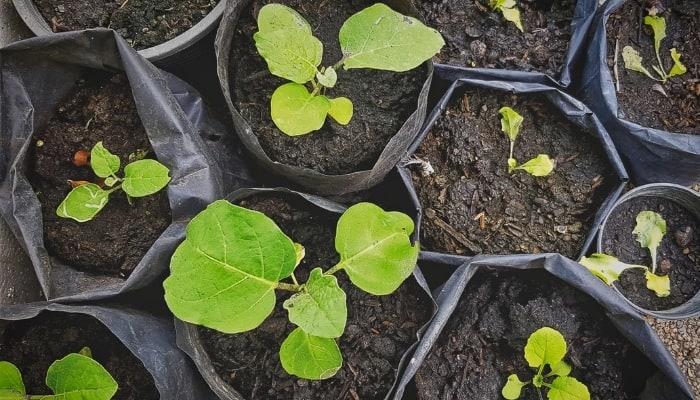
[[332, 56, 346, 71], [277, 282, 302, 292], [324, 262, 343, 276]]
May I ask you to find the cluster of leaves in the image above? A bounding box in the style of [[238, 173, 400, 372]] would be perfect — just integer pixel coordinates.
[[253, 3, 444, 136], [56, 142, 171, 222], [490, 0, 523, 31], [163, 201, 419, 380], [499, 106, 554, 177], [581, 210, 670, 297], [502, 327, 590, 400], [0, 348, 118, 399]]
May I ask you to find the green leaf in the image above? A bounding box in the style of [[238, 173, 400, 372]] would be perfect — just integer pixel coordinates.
[[164, 200, 298, 333], [499, 106, 523, 142], [44, 353, 118, 400], [256, 3, 312, 35], [645, 270, 671, 297], [121, 159, 171, 198], [580, 253, 647, 285], [633, 211, 666, 274], [622, 46, 658, 81], [254, 29, 323, 84], [547, 376, 590, 400], [668, 48, 687, 78], [508, 157, 517, 172], [270, 83, 331, 136], [514, 154, 554, 177], [56, 183, 110, 222], [90, 141, 120, 178], [502, 374, 527, 400], [316, 67, 337, 88], [500, 5, 523, 31], [284, 268, 347, 338], [335, 203, 419, 295], [644, 15, 666, 58], [294, 243, 306, 268], [340, 3, 444, 72], [279, 328, 342, 380], [524, 327, 567, 368], [0, 361, 25, 397], [104, 177, 118, 187], [328, 97, 353, 125], [549, 360, 572, 377]]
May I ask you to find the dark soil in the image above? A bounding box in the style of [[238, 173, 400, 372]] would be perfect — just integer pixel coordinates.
[[408, 88, 617, 257], [33, 0, 217, 50], [228, 0, 427, 175], [27, 71, 171, 278], [607, 0, 699, 134], [414, 0, 575, 77], [411, 269, 657, 399], [600, 193, 700, 310], [0, 311, 159, 400], [197, 192, 433, 399]]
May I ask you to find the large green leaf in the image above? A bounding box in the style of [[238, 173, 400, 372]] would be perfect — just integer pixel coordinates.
[[256, 3, 312, 35], [279, 328, 342, 380], [121, 159, 171, 198], [284, 268, 347, 338], [56, 183, 110, 222], [633, 211, 666, 273], [44, 353, 118, 400], [340, 3, 444, 71], [254, 29, 323, 84], [335, 203, 419, 295], [271, 83, 331, 136], [622, 46, 657, 81], [499, 106, 523, 142], [524, 327, 566, 368], [164, 200, 298, 333], [548, 376, 590, 400], [579, 253, 646, 285], [90, 141, 120, 178], [514, 154, 554, 177], [0, 362, 25, 398]]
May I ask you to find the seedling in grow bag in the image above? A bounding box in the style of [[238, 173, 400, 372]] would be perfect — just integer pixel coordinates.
[[499, 106, 554, 177], [0, 348, 118, 399], [490, 0, 523, 32], [253, 3, 444, 136], [56, 141, 170, 222], [581, 211, 670, 297], [501, 327, 590, 400], [622, 13, 686, 83], [164, 201, 419, 380]]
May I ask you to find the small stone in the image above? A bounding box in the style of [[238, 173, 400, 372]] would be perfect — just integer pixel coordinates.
[[659, 259, 672, 274], [57, 4, 65, 12], [674, 226, 693, 247]]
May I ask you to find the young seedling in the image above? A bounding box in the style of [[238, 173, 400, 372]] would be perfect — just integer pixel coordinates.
[[490, 0, 523, 32], [0, 348, 118, 399], [502, 327, 590, 400], [163, 201, 419, 380], [253, 3, 444, 136], [580, 210, 670, 297], [499, 106, 554, 177], [56, 141, 171, 222]]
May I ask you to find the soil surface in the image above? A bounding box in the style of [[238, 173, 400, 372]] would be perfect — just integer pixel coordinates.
[[600, 194, 700, 310], [28, 71, 171, 278], [228, 0, 427, 175], [607, 0, 699, 134], [33, 0, 217, 50], [411, 269, 657, 399], [197, 192, 433, 399], [408, 88, 617, 258], [414, 0, 575, 77], [0, 311, 159, 399]]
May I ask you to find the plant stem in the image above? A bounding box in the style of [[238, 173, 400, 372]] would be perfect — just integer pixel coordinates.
[[119, 0, 130, 8], [277, 282, 301, 292], [332, 56, 346, 71], [324, 262, 343, 276]]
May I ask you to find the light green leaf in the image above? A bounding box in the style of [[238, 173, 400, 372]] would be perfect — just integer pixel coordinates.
[[271, 83, 331, 136], [121, 159, 170, 198], [284, 268, 347, 338], [0, 361, 25, 397], [549, 360, 572, 377], [335, 203, 419, 295], [56, 183, 110, 222], [44, 353, 118, 400], [508, 157, 517, 171], [254, 29, 322, 84], [668, 48, 687, 78], [524, 327, 567, 368], [548, 376, 590, 400], [499, 106, 523, 142], [500, 6, 523, 31], [316, 67, 337, 88], [502, 374, 527, 400], [633, 211, 666, 273], [622, 46, 658, 81], [104, 176, 118, 187], [645, 270, 671, 297], [644, 15, 666, 58], [256, 3, 312, 35], [340, 3, 444, 72], [90, 141, 120, 178], [164, 200, 298, 333], [580, 253, 647, 285], [279, 328, 342, 380], [294, 243, 306, 268], [514, 154, 554, 177], [328, 97, 353, 125]]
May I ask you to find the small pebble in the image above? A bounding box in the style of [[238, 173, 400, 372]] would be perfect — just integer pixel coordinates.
[[674, 226, 693, 247]]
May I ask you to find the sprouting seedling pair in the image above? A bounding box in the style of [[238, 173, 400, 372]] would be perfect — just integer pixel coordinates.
[[499, 106, 554, 177], [0, 347, 118, 399], [490, 0, 523, 32], [163, 201, 419, 380], [502, 327, 590, 400], [253, 3, 444, 136], [56, 141, 171, 222], [581, 210, 670, 297]]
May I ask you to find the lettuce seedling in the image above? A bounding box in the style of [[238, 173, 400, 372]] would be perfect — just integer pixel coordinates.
[[253, 3, 444, 136], [490, 0, 523, 32], [163, 201, 419, 380], [0, 349, 118, 399], [499, 106, 554, 177], [502, 327, 590, 400], [622, 15, 687, 83], [580, 211, 670, 297], [56, 141, 170, 222]]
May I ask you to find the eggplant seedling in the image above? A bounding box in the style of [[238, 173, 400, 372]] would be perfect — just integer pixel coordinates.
[[56, 141, 170, 222], [499, 106, 554, 177], [622, 13, 686, 83], [163, 201, 419, 380], [253, 3, 444, 136], [502, 327, 590, 400], [580, 210, 670, 297], [490, 0, 523, 32]]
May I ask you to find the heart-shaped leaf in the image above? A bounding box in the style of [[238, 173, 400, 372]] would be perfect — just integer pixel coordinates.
[[121, 159, 171, 197], [515, 154, 554, 177], [0, 361, 25, 397], [328, 97, 353, 125], [524, 327, 566, 368], [548, 376, 590, 400], [90, 141, 120, 178], [56, 183, 109, 222], [44, 353, 118, 400], [279, 328, 342, 380], [271, 83, 331, 136], [284, 267, 347, 338]]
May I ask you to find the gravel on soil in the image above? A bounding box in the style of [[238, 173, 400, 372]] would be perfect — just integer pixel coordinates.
[[645, 317, 700, 399]]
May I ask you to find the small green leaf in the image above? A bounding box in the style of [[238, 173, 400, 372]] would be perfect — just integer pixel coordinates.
[[294, 243, 306, 268], [335, 203, 419, 295], [316, 67, 337, 88], [284, 268, 347, 338], [524, 327, 567, 368], [633, 211, 666, 274], [121, 159, 170, 198], [548, 376, 590, 400], [270, 83, 331, 136], [500, 5, 523, 32], [514, 154, 554, 177], [90, 141, 120, 178], [499, 106, 523, 142], [256, 3, 312, 35], [328, 97, 353, 125], [549, 360, 571, 377], [104, 176, 118, 187], [45, 353, 118, 400], [668, 48, 687, 78], [0, 361, 25, 397], [279, 328, 342, 380], [340, 3, 444, 72], [56, 183, 110, 222], [580, 253, 647, 285], [508, 157, 517, 171], [622, 46, 658, 81], [502, 374, 527, 400], [644, 15, 666, 58], [645, 270, 671, 297]]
